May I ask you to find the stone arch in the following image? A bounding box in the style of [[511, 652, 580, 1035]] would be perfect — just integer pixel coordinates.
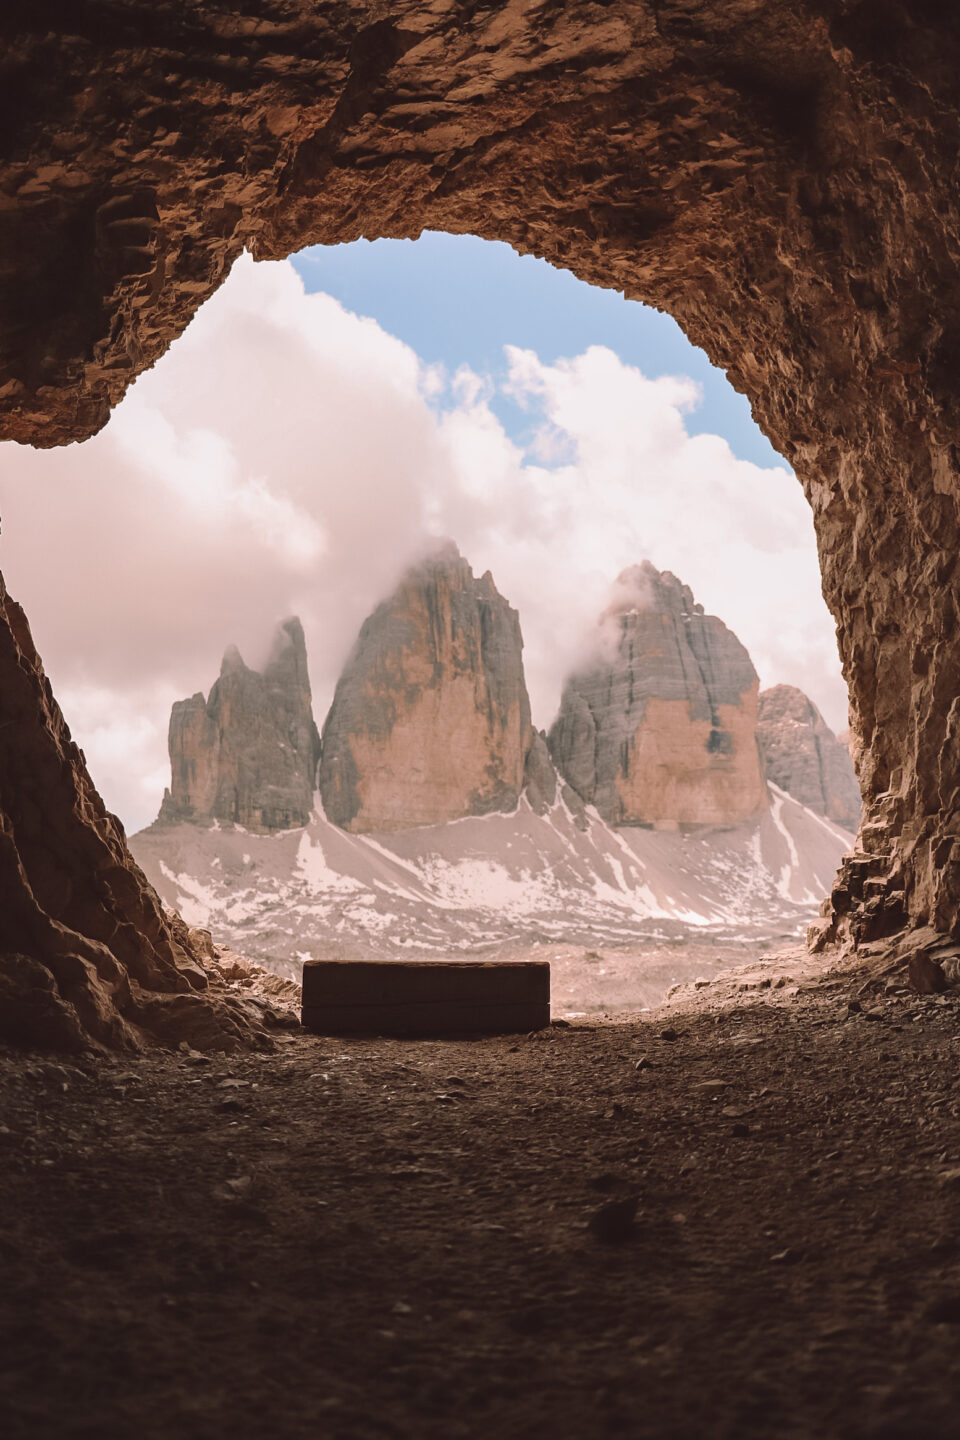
[[3, 3, 960, 1045]]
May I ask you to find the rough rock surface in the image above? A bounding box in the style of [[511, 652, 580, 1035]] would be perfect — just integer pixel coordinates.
[[0, 573, 265, 1053], [522, 731, 559, 817], [757, 683, 861, 831], [156, 617, 320, 833], [319, 544, 532, 831], [549, 564, 767, 828], [5, 6, 960, 1037]]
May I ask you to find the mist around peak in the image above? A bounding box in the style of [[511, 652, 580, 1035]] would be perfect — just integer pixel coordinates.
[[0, 255, 846, 831]]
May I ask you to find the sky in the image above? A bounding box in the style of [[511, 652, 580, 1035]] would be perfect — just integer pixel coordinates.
[[293, 234, 783, 468], [0, 236, 847, 833]]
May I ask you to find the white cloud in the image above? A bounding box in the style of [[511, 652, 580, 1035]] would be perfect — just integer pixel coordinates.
[[0, 252, 847, 832]]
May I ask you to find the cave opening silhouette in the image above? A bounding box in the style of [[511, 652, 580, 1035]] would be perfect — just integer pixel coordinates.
[[3, 4, 960, 1042]]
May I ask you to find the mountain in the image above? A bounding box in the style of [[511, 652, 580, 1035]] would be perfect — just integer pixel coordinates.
[[548, 563, 768, 828], [132, 554, 856, 1008], [756, 684, 861, 831], [156, 617, 321, 832], [318, 541, 534, 831], [131, 784, 854, 981]]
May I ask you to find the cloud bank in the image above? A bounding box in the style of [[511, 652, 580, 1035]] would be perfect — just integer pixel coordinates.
[[0, 254, 845, 832]]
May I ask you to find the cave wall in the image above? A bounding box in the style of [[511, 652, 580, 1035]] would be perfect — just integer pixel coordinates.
[[0, 576, 269, 1050], [3, 1, 960, 1039]]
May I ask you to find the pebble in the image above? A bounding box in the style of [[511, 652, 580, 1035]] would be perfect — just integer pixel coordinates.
[[770, 1248, 802, 1265]]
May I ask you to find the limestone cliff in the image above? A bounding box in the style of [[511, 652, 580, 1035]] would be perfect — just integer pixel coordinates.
[[549, 564, 768, 829], [757, 685, 860, 832], [158, 618, 320, 833], [319, 544, 532, 832]]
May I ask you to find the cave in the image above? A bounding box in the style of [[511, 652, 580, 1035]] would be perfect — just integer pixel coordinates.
[[2, 4, 960, 1041], [7, 9, 960, 1436]]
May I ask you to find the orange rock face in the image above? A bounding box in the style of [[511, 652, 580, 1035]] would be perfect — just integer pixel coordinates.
[[319, 545, 532, 832], [615, 694, 767, 831], [4, 5, 960, 1040], [549, 565, 768, 829]]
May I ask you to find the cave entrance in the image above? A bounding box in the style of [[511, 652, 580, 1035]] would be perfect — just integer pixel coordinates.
[[1, 232, 860, 1039], [5, 4, 960, 1048]]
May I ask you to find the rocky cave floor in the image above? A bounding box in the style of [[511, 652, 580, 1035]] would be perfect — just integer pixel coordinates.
[[3, 952, 960, 1440]]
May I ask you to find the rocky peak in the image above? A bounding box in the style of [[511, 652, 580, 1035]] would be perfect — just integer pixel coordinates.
[[756, 685, 861, 832], [319, 543, 534, 831], [157, 616, 321, 832], [548, 563, 768, 828]]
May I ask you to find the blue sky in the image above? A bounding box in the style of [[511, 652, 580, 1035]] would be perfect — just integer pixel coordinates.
[[293, 232, 784, 470]]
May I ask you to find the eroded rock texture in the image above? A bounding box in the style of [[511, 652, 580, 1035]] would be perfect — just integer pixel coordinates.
[[549, 564, 767, 828], [156, 618, 320, 832], [319, 543, 532, 831], [757, 684, 861, 831], [0, 574, 266, 1052], [3, 3, 960, 1041]]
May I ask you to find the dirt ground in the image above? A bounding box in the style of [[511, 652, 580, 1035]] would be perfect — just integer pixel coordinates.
[[2, 948, 960, 1440], [542, 934, 806, 1013]]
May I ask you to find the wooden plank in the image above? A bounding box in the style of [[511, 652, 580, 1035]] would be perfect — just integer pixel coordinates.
[[301, 959, 550, 1036]]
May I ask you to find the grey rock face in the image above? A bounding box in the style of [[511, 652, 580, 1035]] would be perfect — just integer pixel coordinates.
[[523, 730, 558, 816], [756, 684, 861, 831], [157, 617, 321, 832], [548, 562, 767, 827], [319, 542, 534, 831]]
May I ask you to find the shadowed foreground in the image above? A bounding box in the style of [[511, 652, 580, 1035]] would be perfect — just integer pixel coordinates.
[[2, 961, 960, 1439]]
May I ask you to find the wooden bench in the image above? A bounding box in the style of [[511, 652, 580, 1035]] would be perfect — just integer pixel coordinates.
[[301, 958, 550, 1036]]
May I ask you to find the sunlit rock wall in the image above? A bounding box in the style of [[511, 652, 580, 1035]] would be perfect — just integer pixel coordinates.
[[549, 563, 767, 829], [319, 543, 532, 831]]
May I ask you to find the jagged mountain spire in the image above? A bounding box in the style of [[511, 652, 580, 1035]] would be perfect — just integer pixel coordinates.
[[157, 616, 321, 832], [318, 542, 534, 832], [548, 562, 768, 828]]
